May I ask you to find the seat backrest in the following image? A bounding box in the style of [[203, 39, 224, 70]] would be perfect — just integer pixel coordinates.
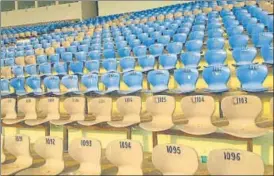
[[101, 72, 120, 90], [236, 64, 267, 86], [4, 134, 31, 157], [106, 139, 143, 167], [34, 136, 63, 160], [232, 47, 257, 65], [116, 96, 141, 116], [147, 70, 169, 90], [152, 144, 199, 175], [102, 59, 117, 72], [69, 138, 101, 163], [181, 95, 215, 118], [122, 71, 143, 90], [221, 95, 262, 121], [88, 97, 112, 117], [207, 149, 264, 175], [146, 95, 175, 115]]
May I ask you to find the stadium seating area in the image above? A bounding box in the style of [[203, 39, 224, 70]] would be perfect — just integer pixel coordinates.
[[1, 0, 273, 175]]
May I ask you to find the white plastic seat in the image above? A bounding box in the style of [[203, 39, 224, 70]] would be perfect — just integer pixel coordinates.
[[78, 97, 112, 126], [67, 138, 101, 175], [139, 95, 175, 131], [176, 96, 217, 135], [152, 144, 199, 175], [221, 95, 268, 138], [1, 98, 17, 120], [207, 149, 264, 175], [16, 136, 64, 175], [1, 135, 6, 164], [51, 97, 85, 125], [108, 96, 141, 127], [1, 135, 33, 175], [18, 98, 37, 120], [25, 97, 60, 126], [106, 139, 143, 175]]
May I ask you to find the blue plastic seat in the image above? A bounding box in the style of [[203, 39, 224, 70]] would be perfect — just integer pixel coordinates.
[[185, 40, 203, 52], [252, 32, 273, 48], [157, 35, 171, 46], [137, 55, 155, 72], [180, 52, 201, 68], [49, 54, 60, 63], [10, 77, 26, 95], [78, 44, 89, 52], [236, 64, 268, 92], [261, 45, 273, 65], [37, 54, 48, 64], [232, 47, 257, 66], [227, 25, 244, 36], [88, 50, 101, 60], [81, 74, 99, 94], [85, 60, 100, 74], [75, 51, 87, 61], [205, 50, 227, 66], [61, 75, 81, 95], [71, 41, 80, 47], [207, 37, 225, 50], [43, 75, 61, 95], [39, 63, 52, 76], [104, 42, 115, 50], [25, 50, 34, 56], [172, 68, 199, 93], [192, 25, 205, 32], [177, 27, 191, 34], [119, 71, 143, 94], [249, 23, 265, 36], [150, 31, 162, 41], [1, 78, 13, 96], [67, 46, 77, 53], [4, 58, 15, 66], [172, 33, 187, 43], [129, 39, 141, 48], [138, 33, 149, 42], [149, 43, 164, 56], [167, 42, 183, 54], [12, 66, 24, 77], [120, 57, 135, 73], [147, 70, 169, 93], [25, 64, 37, 76], [117, 47, 131, 58], [229, 34, 249, 49], [56, 47, 66, 55], [133, 45, 147, 57], [26, 76, 43, 96], [159, 54, 177, 70], [116, 41, 128, 50], [202, 66, 230, 93], [189, 31, 205, 40], [90, 44, 101, 51], [102, 58, 117, 72], [15, 50, 25, 57], [143, 37, 155, 47], [69, 61, 84, 75], [54, 62, 67, 75], [103, 49, 116, 59], [101, 72, 120, 94], [61, 52, 73, 62]]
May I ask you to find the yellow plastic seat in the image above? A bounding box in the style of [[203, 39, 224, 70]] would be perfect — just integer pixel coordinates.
[[51, 97, 85, 125], [152, 144, 199, 175], [35, 48, 44, 56], [1, 67, 12, 79], [16, 136, 64, 175], [139, 95, 175, 132], [106, 139, 143, 175], [176, 95, 217, 135], [78, 97, 112, 126], [108, 96, 141, 127], [221, 95, 269, 138], [45, 47, 55, 56], [207, 149, 264, 175], [15, 57, 25, 66], [25, 55, 36, 65], [67, 138, 101, 175], [25, 97, 60, 126], [1, 135, 32, 175], [1, 98, 18, 122]]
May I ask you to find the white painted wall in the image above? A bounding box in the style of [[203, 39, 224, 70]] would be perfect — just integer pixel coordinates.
[[98, 1, 183, 16]]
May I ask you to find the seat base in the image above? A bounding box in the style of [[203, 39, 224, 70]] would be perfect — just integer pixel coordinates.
[[139, 116, 174, 132]]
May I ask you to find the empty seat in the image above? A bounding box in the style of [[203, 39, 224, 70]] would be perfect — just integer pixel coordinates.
[[236, 64, 268, 92], [261, 45, 273, 65], [152, 144, 199, 175], [172, 68, 199, 93], [232, 47, 257, 66], [106, 139, 143, 175], [1, 135, 32, 175], [78, 97, 112, 126], [81, 74, 99, 95], [102, 59, 117, 72], [139, 95, 175, 131], [101, 72, 120, 94], [108, 96, 141, 127], [69, 61, 84, 75], [207, 149, 264, 175], [159, 54, 178, 70], [137, 55, 155, 72], [205, 50, 227, 66], [16, 136, 64, 175], [67, 138, 101, 175], [176, 95, 217, 135], [180, 52, 201, 68], [202, 66, 230, 93], [221, 95, 268, 138], [17, 97, 37, 120], [147, 70, 169, 93], [25, 76, 43, 96]]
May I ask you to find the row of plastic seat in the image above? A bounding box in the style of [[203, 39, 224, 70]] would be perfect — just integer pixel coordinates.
[[1, 63, 272, 97], [2, 95, 273, 138], [1, 135, 267, 175]]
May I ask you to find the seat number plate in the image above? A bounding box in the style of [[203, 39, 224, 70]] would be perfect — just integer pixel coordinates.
[[166, 145, 181, 154], [224, 152, 241, 161]]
